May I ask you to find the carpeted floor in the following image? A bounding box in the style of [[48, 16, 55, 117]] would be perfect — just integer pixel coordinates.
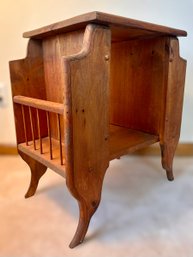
[[0, 154, 193, 257]]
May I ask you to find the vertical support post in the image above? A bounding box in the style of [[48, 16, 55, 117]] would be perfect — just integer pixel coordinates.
[[57, 114, 63, 165], [29, 106, 36, 150], [36, 108, 43, 154], [21, 105, 28, 146], [46, 111, 53, 160]]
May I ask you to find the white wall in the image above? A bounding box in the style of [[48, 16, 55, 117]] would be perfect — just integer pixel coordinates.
[[0, 0, 192, 144]]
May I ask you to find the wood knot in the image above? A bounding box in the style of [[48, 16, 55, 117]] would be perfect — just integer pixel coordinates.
[[91, 201, 97, 208], [88, 167, 94, 173], [105, 55, 109, 61]]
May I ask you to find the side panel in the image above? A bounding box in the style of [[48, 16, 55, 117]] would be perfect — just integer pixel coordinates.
[[42, 29, 84, 140], [9, 39, 47, 144], [64, 24, 111, 207], [62, 24, 111, 247]]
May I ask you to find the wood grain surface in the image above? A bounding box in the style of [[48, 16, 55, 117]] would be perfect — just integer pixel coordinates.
[[9, 12, 187, 248], [160, 38, 187, 180], [110, 37, 167, 135], [63, 24, 111, 248], [23, 11, 187, 39]]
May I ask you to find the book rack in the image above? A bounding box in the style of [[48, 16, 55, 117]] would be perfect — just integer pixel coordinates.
[[9, 12, 187, 248]]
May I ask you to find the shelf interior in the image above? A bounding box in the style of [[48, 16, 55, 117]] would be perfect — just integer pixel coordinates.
[[109, 125, 159, 160], [18, 124, 159, 176]]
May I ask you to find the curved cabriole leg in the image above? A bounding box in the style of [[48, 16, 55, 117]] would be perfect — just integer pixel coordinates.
[[166, 170, 174, 182], [66, 162, 106, 248], [25, 163, 47, 198], [69, 200, 98, 248], [159, 38, 186, 182], [19, 151, 47, 198], [160, 144, 174, 181]]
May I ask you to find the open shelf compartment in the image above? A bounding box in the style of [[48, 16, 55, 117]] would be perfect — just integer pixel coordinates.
[[13, 95, 66, 177], [17, 124, 158, 175], [109, 125, 159, 160], [15, 92, 159, 175]]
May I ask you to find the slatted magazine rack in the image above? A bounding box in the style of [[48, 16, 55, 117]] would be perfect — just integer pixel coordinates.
[[9, 12, 187, 248]]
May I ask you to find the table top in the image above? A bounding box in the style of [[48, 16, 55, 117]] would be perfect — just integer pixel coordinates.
[[23, 11, 187, 40]]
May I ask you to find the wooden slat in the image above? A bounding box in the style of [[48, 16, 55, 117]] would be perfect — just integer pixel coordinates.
[[109, 125, 159, 160], [36, 109, 43, 154], [29, 107, 36, 150], [23, 11, 187, 40], [46, 112, 53, 160], [21, 105, 28, 146], [13, 95, 64, 114], [57, 114, 63, 165], [18, 138, 66, 178]]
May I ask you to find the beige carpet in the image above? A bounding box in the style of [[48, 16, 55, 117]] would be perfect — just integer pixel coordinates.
[[0, 154, 193, 257]]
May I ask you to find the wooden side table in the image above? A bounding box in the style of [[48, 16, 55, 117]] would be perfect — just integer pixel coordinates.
[[9, 12, 187, 248]]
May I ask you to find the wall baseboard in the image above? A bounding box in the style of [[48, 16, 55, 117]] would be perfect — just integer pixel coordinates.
[[0, 145, 18, 155], [135, 143, 193, 156], [0, 143, 193, 156]]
